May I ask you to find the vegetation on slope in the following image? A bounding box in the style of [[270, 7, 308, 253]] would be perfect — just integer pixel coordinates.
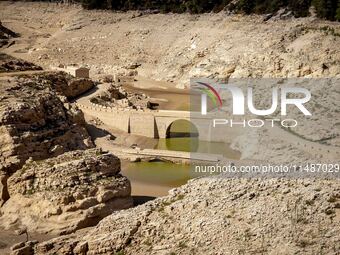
[[10, 0, 340, 20], [76, 0, 340, 21]]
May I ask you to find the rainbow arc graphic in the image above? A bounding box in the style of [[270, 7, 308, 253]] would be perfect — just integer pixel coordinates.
[[195, 81, 223, 109]]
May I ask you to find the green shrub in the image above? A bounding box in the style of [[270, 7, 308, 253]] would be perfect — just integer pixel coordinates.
[[312, 0, 339, 20], [336, 0, 340, 20]]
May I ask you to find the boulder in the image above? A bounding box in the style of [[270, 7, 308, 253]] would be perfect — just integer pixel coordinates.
[[29, 72, 95, 99], [0, 149, 133, 235], [0, 74, 93, 175]]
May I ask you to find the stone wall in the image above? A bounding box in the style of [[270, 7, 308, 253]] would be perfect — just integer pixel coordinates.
[[77, 102, 249, 140]]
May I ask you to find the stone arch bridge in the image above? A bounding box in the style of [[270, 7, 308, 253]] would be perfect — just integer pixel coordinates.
[[76, 102, 340, 160], [76, 102, 226, 140]]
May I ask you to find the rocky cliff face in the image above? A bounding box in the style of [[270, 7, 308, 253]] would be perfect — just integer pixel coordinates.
[[0, 75, 92, 175], [0, 73, 94, 206], [34, 177, 340, 255], [0, 149, 132, 235]]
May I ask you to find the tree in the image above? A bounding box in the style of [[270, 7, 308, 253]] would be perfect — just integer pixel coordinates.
[[81, 0, 108, 9], [77, 0, 340, 21], [312, 0, 338, 20], [238, 0, 255, 14], [336, 0, 340, 20], [289, 0, 312, 17]]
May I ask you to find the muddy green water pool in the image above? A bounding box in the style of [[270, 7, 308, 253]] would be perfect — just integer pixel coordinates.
[[122, 137, 240, 197]]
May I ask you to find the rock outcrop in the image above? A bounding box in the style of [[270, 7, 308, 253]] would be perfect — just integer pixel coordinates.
[[0, 73, 94, 206], [0, 173, 9, 206], [0, 20, 18, 38], [10, 240, 37, 255], [0, 53, 42, 73], [35, 177, 340, 254], [30, 72, 95, 99], [0, 149, 133, 235], [0, 20, 18, 48], [0, 74, 92, 175], [91, 84, 158, 110]]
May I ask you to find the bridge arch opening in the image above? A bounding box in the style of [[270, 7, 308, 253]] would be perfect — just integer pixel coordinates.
[[166, 119, 199, 139], [162, 119, 199, 152]]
